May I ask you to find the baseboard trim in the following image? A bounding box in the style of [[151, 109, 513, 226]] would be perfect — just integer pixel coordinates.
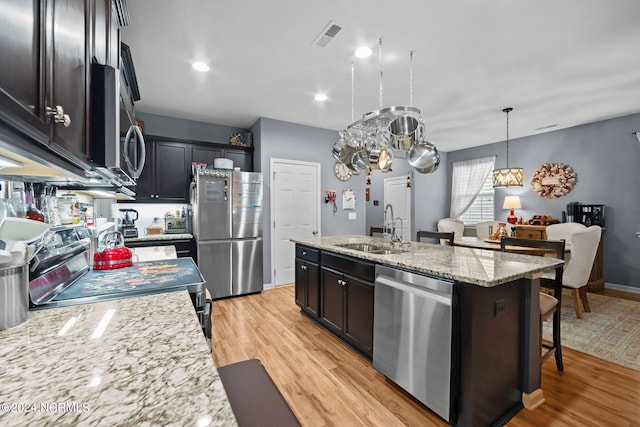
[[605, 282, 640, 294], [263, 283, 274, 290]]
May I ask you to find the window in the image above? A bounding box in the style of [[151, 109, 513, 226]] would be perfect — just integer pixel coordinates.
[[459, 173, 494, 224], [449, 156, 495, 224]]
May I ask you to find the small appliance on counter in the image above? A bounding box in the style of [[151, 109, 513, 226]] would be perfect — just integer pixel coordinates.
[[118, 208, 139, 238], [93, 231, 133, 270], [566, 202, 605, 227]]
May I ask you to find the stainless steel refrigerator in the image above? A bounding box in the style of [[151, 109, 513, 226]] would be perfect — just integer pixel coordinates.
[[192, 170, 263, 299]]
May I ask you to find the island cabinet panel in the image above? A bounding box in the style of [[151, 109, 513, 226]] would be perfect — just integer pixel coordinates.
[[344, 276, 374, 357], [455, 280, 524, 427], [320, 268, 346, 333], [294, 245, 320, 318], [318, 251, 375, 359]]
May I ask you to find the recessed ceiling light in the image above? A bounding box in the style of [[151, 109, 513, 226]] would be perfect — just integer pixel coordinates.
[[314, 93, 328, 101], [355, 46, 372, 59], [192, 62, 210, 72]]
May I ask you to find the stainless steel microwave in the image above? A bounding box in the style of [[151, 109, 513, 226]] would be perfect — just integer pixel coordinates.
[[89, 63, 145, 186]]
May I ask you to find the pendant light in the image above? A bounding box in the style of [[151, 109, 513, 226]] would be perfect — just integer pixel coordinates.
[[492, 107, 524, 187]]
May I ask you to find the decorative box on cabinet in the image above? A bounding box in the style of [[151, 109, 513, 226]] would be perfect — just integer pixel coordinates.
[[512, 225, 547, 240]]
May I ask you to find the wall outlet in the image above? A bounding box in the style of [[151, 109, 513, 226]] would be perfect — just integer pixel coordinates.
[[348, 212, 356, 220], [494, 299, 507, 317]]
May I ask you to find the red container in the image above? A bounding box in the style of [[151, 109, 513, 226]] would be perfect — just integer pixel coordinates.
[[93, 231, 133, 270]]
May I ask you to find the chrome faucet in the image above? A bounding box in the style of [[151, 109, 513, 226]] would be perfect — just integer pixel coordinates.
[[383, 203, 402, 243]]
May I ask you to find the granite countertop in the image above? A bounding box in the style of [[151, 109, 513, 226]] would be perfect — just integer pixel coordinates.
[[125, 233, 193, 242], [0, 292, 236, 427], [292, 235, 563, 287]]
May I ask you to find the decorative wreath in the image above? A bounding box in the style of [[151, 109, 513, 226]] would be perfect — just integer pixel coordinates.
[[530, 163, 576, 199]]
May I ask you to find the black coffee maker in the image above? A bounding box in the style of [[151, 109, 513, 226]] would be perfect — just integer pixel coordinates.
[[118, 209, 139, 238], [566, 202, 605, 227]]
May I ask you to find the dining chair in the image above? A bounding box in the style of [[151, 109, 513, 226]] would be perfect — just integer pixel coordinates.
[[417, 230, 455, 246], [500, 236, 565, 371], [437, 218, 465, 238], [369, 226, 385, 237], [546, 222, 586, 242], [562, 225, 602, 319]]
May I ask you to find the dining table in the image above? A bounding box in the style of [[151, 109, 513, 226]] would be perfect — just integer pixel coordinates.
[[453, 236, 570, 257]]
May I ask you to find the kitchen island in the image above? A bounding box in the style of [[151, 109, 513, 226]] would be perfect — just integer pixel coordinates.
[[292, 235, 563, 427], [0, 291, 236, 426]]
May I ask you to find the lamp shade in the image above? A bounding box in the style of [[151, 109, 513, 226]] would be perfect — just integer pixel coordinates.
[[503, 195, 522, 209], [492, 167, 524, 187]]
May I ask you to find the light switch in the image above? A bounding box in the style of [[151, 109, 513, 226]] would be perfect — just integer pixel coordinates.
[[348, 212, 357, 220]]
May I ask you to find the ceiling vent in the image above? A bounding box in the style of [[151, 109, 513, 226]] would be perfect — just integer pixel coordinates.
[[312, 20, 342, 47]]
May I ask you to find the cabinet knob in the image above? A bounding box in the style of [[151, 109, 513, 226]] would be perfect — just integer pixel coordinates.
[[301, 265, 307, 271], [302, 251, 307, 255]]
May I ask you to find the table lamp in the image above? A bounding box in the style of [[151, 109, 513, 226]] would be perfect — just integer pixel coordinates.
[[503, 195, 522, 224]]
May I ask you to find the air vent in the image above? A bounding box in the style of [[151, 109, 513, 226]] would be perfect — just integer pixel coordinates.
[[312, 20, 342, 47]]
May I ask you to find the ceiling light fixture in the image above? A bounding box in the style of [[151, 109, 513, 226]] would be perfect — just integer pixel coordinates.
[[314, 93, 328, 101], [355, 46, 372, 59], [492, 107, 524, 187], [191, 62, 210, 72]]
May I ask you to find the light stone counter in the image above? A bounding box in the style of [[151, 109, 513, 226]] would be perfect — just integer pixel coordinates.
[[125, 233, 193, 243], [292, 235, 563, 287], [0, 292, 236, 427]]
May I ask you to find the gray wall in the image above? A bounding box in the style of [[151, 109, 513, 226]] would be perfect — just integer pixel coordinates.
[[447, 113, 640, 289], [136, 112, 247, 143], [365, 153, 449, 239], [253, 117, 367, 284]]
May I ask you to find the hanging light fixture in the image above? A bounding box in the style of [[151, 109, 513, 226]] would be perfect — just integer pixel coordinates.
[[492, 107, 524, 187]]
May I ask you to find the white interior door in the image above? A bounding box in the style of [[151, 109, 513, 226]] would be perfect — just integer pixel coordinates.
[[271, 158, 321, 286], [384, 177, 412, 241]]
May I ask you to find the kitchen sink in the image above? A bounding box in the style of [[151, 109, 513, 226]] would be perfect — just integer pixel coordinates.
[[335, 242, 408, 255]]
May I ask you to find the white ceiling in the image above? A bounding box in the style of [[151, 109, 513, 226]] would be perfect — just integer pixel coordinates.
[[121, 0, 640, 152]]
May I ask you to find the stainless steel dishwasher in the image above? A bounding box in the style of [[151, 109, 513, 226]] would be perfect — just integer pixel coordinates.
[[373, 265, 454, 422]]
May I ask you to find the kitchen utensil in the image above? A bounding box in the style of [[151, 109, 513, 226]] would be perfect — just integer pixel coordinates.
[[0, 264, 29, 331], [93, 231, 133, 270], [407, 140, 440, 174], [0, 217, 50, 243]]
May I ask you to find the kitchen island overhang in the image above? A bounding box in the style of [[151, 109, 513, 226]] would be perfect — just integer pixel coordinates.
[[291, 235, 563, 426]]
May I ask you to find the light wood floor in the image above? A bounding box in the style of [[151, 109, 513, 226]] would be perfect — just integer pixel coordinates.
[[211, 285, 640, 427]]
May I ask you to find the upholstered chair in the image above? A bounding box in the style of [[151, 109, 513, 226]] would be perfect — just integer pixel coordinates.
[[369, 226, 384, 237], [416, 230, 455, 246], [437, 218, 464, 239], [562, 226, 602, 319], [546, 222, 586, 242]]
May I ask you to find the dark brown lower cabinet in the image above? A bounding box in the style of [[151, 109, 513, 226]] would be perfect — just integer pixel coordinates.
[[295, 258, 319, 318], [319, 251, 375, 359]]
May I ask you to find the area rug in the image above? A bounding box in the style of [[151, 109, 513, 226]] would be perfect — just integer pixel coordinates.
[[542, 293, 640, 371]]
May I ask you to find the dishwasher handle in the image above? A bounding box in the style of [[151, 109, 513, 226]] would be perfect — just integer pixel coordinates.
[[375, 274, 453, 307]]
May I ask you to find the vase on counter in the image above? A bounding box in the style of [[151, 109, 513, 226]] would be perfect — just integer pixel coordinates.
[[490, 223, 508, 241]]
